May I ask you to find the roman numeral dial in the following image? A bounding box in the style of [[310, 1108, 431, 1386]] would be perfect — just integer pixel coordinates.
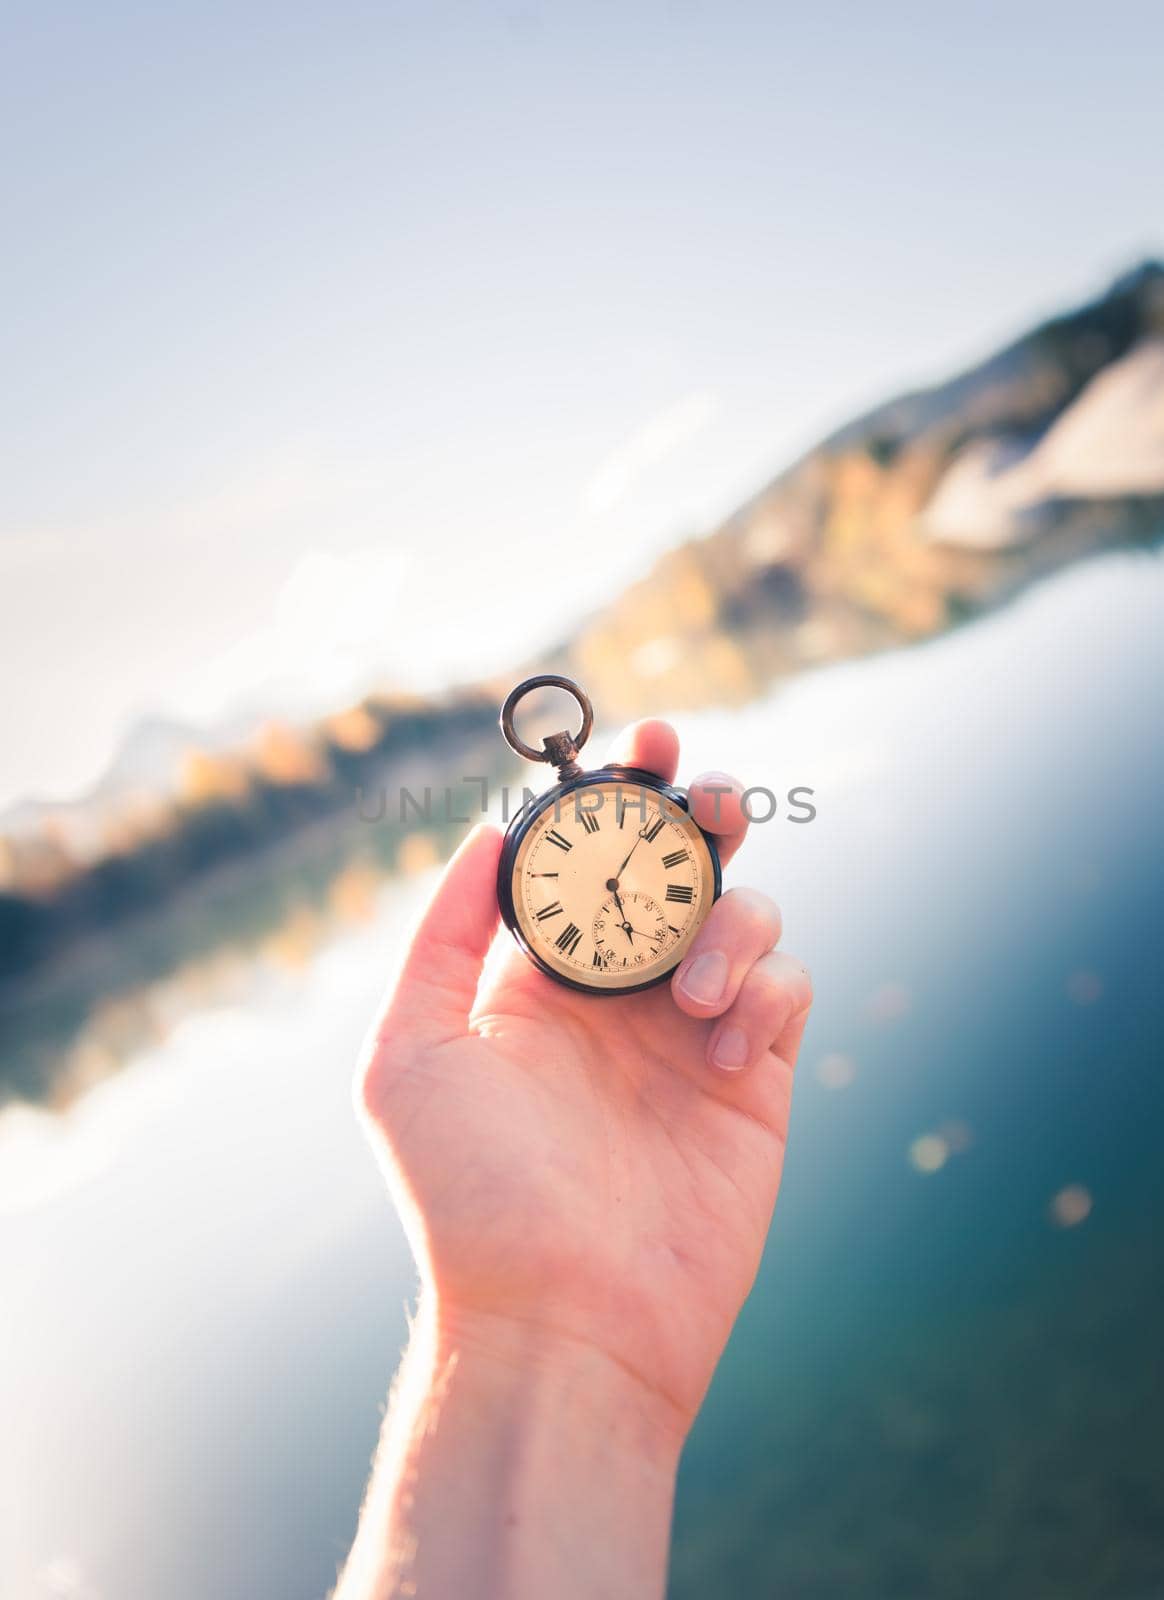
[[510, 777, 717, 992]]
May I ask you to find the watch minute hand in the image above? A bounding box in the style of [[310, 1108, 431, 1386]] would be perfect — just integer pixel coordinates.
[[613, 822, 652, 881]]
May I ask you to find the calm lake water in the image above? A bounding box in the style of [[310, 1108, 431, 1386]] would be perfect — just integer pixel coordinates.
[[3, 552, 1163, 1600]]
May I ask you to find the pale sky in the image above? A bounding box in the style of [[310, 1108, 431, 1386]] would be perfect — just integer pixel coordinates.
[[2, 0, 1162, 808]]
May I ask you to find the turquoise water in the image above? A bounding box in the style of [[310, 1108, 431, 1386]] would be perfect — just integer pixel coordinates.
[[2, 552, 1162, 1599], [668, 554, 1164, 1597]]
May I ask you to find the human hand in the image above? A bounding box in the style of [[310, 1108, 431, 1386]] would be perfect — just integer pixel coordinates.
[[358, 718, 813, 1442]]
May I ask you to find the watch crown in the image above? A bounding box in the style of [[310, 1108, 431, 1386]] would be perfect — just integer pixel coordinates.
[[541, 730, 583, 780]]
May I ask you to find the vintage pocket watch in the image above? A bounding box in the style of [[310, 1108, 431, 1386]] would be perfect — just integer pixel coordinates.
[[497, 675, 722, 995]]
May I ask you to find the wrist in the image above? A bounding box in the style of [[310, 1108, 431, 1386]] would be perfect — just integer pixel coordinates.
[[428, 1298, 691, 1473], [341, 1293, 684, 1599]]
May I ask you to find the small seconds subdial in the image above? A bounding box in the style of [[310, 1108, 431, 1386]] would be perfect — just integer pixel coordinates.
[[592, 889, 669, 971]]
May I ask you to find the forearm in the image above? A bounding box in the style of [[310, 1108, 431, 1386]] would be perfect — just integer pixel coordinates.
[[336, 1298, 685, 1600]]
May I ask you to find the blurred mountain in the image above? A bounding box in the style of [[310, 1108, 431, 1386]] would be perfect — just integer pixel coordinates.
[[0, 713, 254, 862], [557, 260, 1164, 715], [2, 261, 1163, 994]]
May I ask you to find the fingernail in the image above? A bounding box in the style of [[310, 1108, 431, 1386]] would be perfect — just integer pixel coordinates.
[[678, 951, 728, 1004], [712, 1025, 749, 1070]]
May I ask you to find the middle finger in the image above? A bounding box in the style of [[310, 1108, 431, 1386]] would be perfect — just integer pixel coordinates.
[[670, 886, 782, 1018]]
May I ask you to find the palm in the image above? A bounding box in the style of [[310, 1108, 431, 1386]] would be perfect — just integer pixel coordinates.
[[368, 932, 792, 1421]]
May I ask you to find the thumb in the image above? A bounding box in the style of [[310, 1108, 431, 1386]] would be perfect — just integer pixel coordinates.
[[370, 822, 503, 1050]]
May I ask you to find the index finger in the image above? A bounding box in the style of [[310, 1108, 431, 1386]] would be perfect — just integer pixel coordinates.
[[686, 771, 749, 867], [603, 720, 750, 869]]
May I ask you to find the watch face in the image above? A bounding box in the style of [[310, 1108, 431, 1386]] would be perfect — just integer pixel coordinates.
[[509, 776, 718, 992]]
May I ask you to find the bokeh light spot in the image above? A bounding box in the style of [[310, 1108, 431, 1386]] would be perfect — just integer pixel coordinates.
[[816, 1052, 856, 1091], [867, 982, 912, 1023], [936, 1118, 973, 1153], [1050, 1184, 1093, 1227], [909, 1134, 949, 1174], [1066, 969, 1104, 1005]]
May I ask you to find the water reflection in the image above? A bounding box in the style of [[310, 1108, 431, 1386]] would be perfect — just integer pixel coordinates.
[[0, 799, 470, 1113]]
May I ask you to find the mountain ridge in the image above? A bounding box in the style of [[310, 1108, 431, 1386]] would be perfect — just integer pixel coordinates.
[[554, 260, 1164, 717]]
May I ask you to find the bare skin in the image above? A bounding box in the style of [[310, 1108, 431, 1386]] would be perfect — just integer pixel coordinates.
[[338, 719, 812, 1600]]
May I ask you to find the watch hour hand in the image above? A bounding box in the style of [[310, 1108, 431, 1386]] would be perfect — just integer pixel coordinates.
[[607, 888, 635, 945]]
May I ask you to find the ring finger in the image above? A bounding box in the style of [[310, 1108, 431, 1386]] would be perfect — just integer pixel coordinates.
[[706, 949, 813, 1074]]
